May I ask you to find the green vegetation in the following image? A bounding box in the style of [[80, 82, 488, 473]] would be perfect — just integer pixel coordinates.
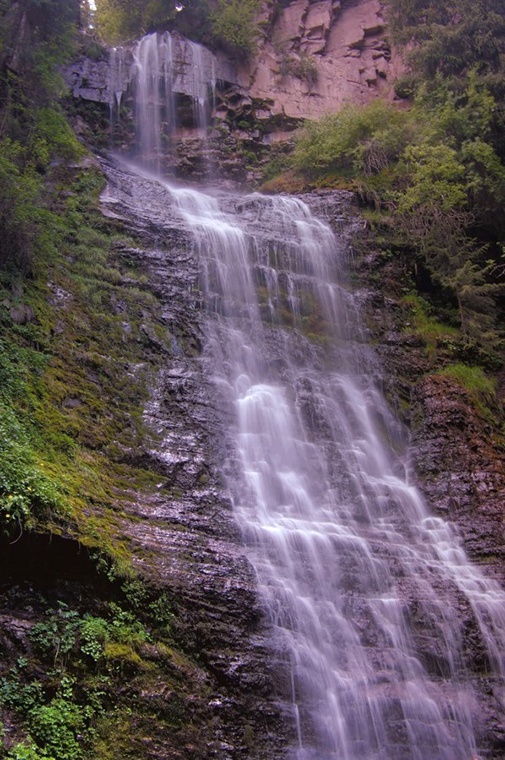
[[0, 0, 173, 558], [280, 0, 505, 421], [0, 404, 64, 538], [387, 0, 505, 91], [93, 0, 262, 54], [0, 0, 503, 755], [291, 70, 505, 356], [401, 294, 459, 358], [0, 4, 217, 757], [438, 363, 497, 406], [93, 0, 185, 45], [0, 587, 190, 760], [432, 362, 499, 421], [293, 100, 413, 183], [0, 156, 166, 556], [210, 0, 261, 56]]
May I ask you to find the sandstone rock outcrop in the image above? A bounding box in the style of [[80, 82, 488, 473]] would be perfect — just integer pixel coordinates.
[[241, 0, 405, 125]]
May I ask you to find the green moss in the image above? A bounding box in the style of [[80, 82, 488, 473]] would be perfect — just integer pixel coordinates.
[[0, 159, 174, 571], [103, 642, 145, 667], [90, 714, 137, 760], [402, 293, 459, 358]]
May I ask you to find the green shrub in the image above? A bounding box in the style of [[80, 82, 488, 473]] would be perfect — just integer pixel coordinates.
[[292, 101, 413, 178], [290, 71, 504, 350], [387, 0, 505, 84], [29, 699, 84, 760], [106, 603, 148, 645], [7, 740, 54, 759], [80, 616, 109, 662], [0, 674, 44, 714], [94, 0, 212, 45], [30, 607, 81, 666], [396, 143, 467, 213]]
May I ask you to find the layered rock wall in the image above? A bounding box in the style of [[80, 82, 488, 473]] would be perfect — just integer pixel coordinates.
[[64, 0, 404, 143], [64, 35, 235, 111], [244, 0, 404, 125]]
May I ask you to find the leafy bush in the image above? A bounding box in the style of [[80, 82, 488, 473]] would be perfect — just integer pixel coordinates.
[[30, 607, 81, 667], [93, 0, 144, 45], [29, 604, 148, 667], [106, 603, 148, 645], [292, 101, 413, 178], [29, 699, 84, 760], [80, 616, 109, 661], [396, 144, 466, 212], [94, 0, 212, 45], [387, 0, 505, 84], [291, 74, 505, 350], [7, 740, 54, 759], [0, 602, 152, 757], [0, 673, 44, 714]]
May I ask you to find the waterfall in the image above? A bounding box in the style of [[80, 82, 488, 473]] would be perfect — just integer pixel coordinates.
[[131, 31, 217, 167], [108, 45, 127, 125], [178, 187, 505, 759], [184, 38, 216, 131], [101, 158, 505, 758]]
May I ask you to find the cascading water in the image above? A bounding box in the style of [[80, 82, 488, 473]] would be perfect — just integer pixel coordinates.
[[108, 46, 126, 125], [131, 31, 217, 168], [183, 188, 505, 759], [102, 158, 504, 758]]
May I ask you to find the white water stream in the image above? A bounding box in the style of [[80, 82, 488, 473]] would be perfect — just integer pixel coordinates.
[[108, 41, 505, 753], [117, 168, 504, 759], [131, 32, 216, 168]]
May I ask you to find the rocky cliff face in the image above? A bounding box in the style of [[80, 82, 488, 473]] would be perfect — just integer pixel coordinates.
[[5, 3, 503, 756], [65, 34, 235, 113], [95, 157, 296, 757], [1, 165, 503, 756], [64, 0, 405, 154], [356, 244, 505, 585], [243, 0, 404, 126], [0, 156, 296, 758]]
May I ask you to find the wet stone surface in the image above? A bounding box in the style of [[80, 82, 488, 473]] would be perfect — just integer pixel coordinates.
[[97, 164, 505, 758], [98, 156, 295, 758]]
